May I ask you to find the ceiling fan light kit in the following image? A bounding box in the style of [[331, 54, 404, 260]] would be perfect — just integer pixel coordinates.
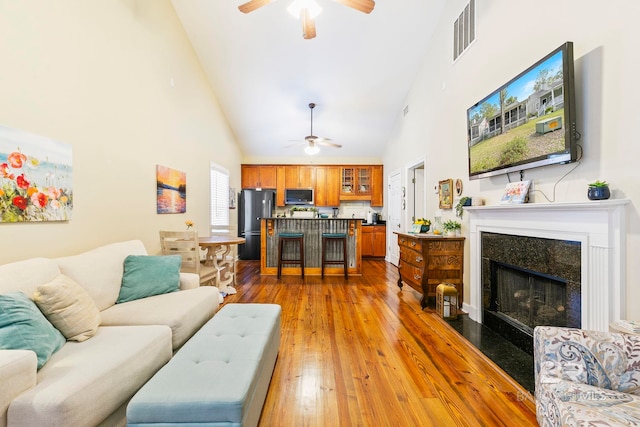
[[238, 0, 375, 39], [287, 0, 322, 19], [304, 144, 320, 155], [290, 102, 342, 155]]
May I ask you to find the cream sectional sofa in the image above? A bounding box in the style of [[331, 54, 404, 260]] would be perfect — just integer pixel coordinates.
[[0, 240, 221, 427]]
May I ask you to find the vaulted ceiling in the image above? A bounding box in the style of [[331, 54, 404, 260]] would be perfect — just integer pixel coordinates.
[[172, 0, 446, 159]]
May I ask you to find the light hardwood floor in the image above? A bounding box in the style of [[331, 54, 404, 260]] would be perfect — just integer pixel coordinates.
[[224, 259, 538, 426]]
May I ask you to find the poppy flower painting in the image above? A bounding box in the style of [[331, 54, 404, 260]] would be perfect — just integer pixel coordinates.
[[0, 125, 73, 222]]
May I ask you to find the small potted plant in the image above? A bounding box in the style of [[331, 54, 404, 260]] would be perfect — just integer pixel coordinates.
[[587, 180, 610, 200], [442, 220, 461, 236], [455, 196, 472, 218]]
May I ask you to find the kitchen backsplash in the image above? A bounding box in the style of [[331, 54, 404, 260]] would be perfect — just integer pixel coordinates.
[[274, 201, 382, 221]]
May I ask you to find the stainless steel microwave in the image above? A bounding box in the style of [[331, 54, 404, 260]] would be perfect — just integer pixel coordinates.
[[284, 189, 314, 205]]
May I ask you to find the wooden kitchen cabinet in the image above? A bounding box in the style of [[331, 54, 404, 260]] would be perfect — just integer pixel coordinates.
[[284, 165, 315, 189], [370, 165, 383, 207], [362, 225, 386, 257], [276, 166, 286, 207], [340, 166, 372, 201], [315, 166, 341, 207], [241, 165, 277, 189], [395, 232, 464, 309], [243, 164, 382, 205], [326, 166, 341, 206]]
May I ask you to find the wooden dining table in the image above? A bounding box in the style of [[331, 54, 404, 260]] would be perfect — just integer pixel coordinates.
[[198, 235, 246, 293]]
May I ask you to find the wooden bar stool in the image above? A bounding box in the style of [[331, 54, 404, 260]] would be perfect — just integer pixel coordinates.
[[277, 233, 305, 278], [321, 233, 348, 278]]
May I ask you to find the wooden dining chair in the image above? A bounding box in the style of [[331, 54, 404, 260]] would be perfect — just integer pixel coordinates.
[[159, 231, 217, 286]]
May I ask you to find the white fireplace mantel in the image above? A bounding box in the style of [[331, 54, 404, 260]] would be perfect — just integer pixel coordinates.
[[466, 199, 629, 331]]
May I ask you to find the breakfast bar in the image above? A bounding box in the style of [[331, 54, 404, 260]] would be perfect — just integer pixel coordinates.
[[260, 218, 362, 276]]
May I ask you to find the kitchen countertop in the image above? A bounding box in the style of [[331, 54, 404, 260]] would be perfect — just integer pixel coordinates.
[[266, 217, 363, 220], [266, 217, 385, 226]]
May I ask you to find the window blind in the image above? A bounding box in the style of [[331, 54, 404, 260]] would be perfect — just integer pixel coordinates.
[[210, 162, 229, 227]]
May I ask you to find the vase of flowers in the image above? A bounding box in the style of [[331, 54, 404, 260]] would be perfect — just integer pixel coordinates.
[[415, 218, 431, 233], [185, 219, 194, 230]]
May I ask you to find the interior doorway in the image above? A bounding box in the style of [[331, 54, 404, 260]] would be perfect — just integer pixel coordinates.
[[406, 158, 426, 225]]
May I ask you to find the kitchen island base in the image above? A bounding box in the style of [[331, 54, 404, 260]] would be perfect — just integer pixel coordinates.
[[261, 218, 362, 277]]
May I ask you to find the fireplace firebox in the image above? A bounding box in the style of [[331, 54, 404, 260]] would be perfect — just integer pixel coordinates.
[[481, 232, 581, 354]]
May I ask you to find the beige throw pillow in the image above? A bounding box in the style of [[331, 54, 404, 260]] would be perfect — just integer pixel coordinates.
[[32, 274, 101, 342]]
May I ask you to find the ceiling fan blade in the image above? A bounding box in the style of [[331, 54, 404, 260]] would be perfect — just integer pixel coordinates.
[[238, 0, 276, 14], [301, 9, 317, 39], [331, 0, 375, 14], [317, 139, 342, 148], [284, 141, 306, 148]]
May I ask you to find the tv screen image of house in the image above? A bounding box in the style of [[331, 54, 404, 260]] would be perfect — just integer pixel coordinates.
[[467, 42, 577, 180]]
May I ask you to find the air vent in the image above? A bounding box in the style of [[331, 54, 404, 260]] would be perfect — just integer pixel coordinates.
[[453, 0, 476, 61]]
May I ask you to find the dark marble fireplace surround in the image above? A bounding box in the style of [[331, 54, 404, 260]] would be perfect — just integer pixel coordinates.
[[481, 232, 581, 354]]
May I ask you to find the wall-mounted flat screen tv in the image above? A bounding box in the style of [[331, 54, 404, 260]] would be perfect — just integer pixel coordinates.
[[467, 42, 578, 180]]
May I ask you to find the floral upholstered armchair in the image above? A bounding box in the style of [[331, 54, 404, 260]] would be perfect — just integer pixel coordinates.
[[534, 326, 640, 426]]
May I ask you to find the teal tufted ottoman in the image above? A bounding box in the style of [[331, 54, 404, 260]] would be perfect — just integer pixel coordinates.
[[126, 303, 281, 427]]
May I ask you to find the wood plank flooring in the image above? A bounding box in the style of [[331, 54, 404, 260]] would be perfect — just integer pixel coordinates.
[[224, 259, 537, 426]]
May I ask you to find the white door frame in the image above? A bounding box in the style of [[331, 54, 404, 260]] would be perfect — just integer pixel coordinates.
[[386, 168, 402, 266]]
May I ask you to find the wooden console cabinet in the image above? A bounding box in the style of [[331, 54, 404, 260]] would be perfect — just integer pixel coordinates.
[[395, 232, 464, 309]]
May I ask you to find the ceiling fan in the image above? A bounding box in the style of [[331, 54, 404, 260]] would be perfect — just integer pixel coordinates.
[[290, 103, 342, 155], [238, 0, 375, 39]]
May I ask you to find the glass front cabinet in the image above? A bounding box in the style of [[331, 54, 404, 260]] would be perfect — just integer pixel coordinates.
[[341, 166, 371, 199]]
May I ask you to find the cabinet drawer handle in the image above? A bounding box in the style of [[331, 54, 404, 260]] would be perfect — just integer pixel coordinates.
[[410, 241, 416, 247], [414, 274, 421, 280], [400, 238, 405, 244], [415, 256, 423, 262]]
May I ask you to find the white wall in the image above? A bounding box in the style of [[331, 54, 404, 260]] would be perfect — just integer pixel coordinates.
[[0, 1, 242, 263], [383, 0, 640, 319]]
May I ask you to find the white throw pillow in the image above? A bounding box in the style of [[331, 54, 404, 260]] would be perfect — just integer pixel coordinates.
[[32, 274, 101, 342]]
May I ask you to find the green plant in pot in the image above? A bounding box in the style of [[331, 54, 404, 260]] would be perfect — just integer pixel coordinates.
[[455, 197, 471, 218], [587, 180, 610, 200], [289, 206, 317, 217], [442, 220, 461, 236]]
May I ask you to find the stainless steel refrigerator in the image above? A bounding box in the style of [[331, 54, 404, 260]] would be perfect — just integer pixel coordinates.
[[238, 189, 276, 260]]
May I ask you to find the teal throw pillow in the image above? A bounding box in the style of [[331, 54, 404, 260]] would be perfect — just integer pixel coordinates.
[[117, 255, 181, 303], [0, 292, 66, 369]]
